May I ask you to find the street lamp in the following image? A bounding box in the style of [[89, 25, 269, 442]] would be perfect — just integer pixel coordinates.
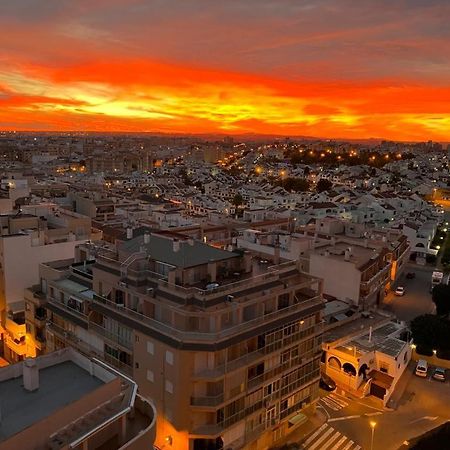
[[370, 421, 377, 450]]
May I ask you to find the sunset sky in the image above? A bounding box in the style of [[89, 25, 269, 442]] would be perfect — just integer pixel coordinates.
[[1, 0, 450, 140]]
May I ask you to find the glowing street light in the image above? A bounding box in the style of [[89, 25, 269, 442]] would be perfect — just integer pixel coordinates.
[[370, 421, 377, 450]]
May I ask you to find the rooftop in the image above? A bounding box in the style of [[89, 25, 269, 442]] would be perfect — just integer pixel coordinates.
[[0, 361, 103, 442], [121, 232, 239, 268]]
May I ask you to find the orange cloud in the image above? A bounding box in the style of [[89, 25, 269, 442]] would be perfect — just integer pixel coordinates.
[[1, 58, 450, 140]]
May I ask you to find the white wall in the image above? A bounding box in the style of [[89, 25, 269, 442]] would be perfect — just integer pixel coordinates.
[[2, 235, 88, 306]]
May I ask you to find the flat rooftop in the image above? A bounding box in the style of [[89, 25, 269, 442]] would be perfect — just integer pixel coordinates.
[[0, 361, 103, 442], [312, 241, 382, 270]]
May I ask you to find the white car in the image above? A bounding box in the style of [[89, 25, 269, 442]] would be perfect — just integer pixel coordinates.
[[395, 286, 405, 296]]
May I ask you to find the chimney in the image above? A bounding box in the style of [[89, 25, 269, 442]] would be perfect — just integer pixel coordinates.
[[23, 358, 39, 392], [344, 249, 351, 261], [126, 227, 133, 239], [188, 237, 194, 246], [331, 237, 336, 246], [143, 233, 150, 244], [173, 239, 180, 252]]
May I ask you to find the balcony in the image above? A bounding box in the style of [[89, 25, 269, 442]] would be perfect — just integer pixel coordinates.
[[5, 335, 27, 356], [360, 264, 391, 291], [46, 321, 100, 358], [89, 322, 133, 351], [247, 350, 320, 391], [190, 392, 224, 407], [193, 323, 322, 379], [92, 293, 322, 345]]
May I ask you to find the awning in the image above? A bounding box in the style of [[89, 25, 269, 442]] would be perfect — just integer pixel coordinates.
[[288, 413, 307, 427]]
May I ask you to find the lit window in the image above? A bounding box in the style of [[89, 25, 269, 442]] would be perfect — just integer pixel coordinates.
[[147, 341, 154, 355]]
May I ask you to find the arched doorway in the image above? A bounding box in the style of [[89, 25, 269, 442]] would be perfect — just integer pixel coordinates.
[[343, 362, 357, 376], [328, 356, 341, 370]]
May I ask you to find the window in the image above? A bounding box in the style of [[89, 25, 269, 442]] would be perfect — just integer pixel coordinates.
[[147, 341, 154, 355], [165, 380, 173, 393], [166, 350, 174, 365], [380, 362, 390, 373], [147, 370, 154, 382]]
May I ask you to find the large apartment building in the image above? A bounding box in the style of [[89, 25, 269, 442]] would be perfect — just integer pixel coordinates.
[[25, 231, 324, 450]]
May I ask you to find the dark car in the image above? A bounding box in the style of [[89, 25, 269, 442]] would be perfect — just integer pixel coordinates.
[[406, 272, 416, 279], [319, 373, 336, 391], [433, 367, 446, 382]]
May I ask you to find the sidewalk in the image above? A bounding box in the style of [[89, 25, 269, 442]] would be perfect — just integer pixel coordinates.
[[386, 362, 414, 410], [269, 409, 327, 450]]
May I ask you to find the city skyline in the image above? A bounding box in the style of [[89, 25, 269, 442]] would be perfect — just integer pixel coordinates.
[[1, 1, 450, 140]]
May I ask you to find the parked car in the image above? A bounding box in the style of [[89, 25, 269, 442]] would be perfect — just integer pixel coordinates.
[[205, 282, 219, 290], [259, 259, 269, 265], [433, 367, 446, 382], [395, 286, 405, 296], [415, 360, 428, 377], [319, 373, 336, 391], [406, 272, 416, 279]]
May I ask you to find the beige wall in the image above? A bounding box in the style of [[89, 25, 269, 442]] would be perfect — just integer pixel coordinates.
[[310, 254, 361, 304], [2, 235, 89, 307]]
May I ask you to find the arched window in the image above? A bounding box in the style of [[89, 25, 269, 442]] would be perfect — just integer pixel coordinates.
[[358, 363, 368, 379], [343, 362, 357, 376], [416, 243, 425, 248], [328, 356, 341, 370]]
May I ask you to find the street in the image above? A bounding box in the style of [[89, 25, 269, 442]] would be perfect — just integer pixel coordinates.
[[383, 264, 436, 322], [325, 363, 450, 450]]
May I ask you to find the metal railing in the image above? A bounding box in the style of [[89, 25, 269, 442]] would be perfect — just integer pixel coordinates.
[[190, 392, 225, 407], [193, 323, 321, 378], [93, 293, 322, 343], [89, 322, 133, 350]]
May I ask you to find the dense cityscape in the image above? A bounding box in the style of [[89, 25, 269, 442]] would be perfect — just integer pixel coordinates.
[[1, 1, 450, 450]]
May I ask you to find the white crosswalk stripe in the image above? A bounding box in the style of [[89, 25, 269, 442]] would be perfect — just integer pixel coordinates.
[[319, 393, 349, 411], [303, 423, 361, 450]]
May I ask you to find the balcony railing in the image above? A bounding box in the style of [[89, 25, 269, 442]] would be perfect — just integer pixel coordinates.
[[5, 336, 27, 356], [247, 350, 320, 391], [190, 392, 225, 407], [360, 264, 391, 289], [93, 293, 322, 344], [89, 322, 133, 350], [193, 323, 322, 378]]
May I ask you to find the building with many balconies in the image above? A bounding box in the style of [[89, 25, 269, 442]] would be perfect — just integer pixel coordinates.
[[25, 231, 324, 450]]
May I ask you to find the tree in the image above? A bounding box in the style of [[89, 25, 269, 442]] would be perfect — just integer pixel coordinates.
[[232, 193, 243, 207], [411, 314, 450, 353], [432, 284, 450, 317], [281, 177, 309, 192], [316, 178, 333, 193]]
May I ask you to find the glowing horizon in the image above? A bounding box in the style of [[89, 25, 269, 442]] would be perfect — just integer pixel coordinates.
[[1, 1, 450, 140]]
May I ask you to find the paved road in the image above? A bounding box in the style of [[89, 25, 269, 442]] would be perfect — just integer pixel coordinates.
[[382, 264, 436, 322], [323, 364, 450, 450]]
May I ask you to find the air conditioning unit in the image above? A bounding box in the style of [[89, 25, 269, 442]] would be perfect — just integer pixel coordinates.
[[116, 303, 125, 308], [118, 281, 127, 288], [146, 287, 154, 295], [226, 295, 234, 302]]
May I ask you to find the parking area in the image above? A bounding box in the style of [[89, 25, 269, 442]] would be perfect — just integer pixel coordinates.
[[383, 264, 436, 322]]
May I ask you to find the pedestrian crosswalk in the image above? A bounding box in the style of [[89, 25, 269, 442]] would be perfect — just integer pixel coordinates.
[[302, 423, 361, 450], [318, 393, 349, 411]]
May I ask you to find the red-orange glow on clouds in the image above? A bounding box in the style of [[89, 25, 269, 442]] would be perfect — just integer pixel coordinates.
[[1, 0, 450, 140]]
